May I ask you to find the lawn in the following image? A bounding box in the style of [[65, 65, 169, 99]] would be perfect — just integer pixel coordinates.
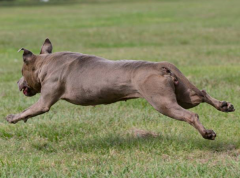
[[0, 0, 240, 177]]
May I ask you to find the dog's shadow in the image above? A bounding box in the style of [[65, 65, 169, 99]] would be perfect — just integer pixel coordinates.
[[61, 129, 239, 154]]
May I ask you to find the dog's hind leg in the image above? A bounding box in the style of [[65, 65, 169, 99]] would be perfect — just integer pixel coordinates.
[[154, 100, 216, 140], [140, 74, 216, 140], [159, 63, 234, 112], [176, 88, 235, 112], [201, 90, 234, 112]]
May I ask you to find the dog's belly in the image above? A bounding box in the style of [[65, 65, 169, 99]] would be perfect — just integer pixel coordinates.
[[61, 87, 141, 106]]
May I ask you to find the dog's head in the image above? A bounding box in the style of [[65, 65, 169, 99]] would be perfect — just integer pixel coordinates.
[[18, 38, 53, 97]]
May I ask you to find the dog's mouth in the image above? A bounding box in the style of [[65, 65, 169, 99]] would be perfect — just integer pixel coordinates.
[[18, 77, 36, 97], [22, 86, 30, 96], [20, 85, 36, 97]]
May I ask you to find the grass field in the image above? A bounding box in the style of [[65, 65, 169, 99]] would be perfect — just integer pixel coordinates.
[[0, 0, 240, 177]]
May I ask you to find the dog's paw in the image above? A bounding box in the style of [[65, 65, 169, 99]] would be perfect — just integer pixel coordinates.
[[220, 101, 235, 112], [203, 130, 216, 140], [6, 114, 18, 124]]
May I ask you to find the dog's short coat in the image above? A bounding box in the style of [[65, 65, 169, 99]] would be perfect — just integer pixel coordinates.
[[6, 39, 235, 140]]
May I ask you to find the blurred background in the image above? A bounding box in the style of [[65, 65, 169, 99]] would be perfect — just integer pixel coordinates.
[[0, 0, 240, 177]]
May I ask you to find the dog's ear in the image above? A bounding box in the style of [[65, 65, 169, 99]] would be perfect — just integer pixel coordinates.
[[18, 48, 34, 64], [40, 38, 52, 54]]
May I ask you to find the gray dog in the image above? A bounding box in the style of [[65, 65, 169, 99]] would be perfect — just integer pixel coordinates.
[[6, 39, 235, 140]]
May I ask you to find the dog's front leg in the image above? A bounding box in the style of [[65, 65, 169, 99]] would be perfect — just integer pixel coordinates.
[[6, 101, 49, 124], [6, 97, 55, 124], [6, 86, 60, 124]]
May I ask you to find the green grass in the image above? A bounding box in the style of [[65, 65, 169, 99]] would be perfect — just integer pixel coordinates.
[[0, 0, 240, 177]]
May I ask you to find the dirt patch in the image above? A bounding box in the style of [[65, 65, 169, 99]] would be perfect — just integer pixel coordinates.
[[0, 92, 6, 97], [129, 128, 159, 138]]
